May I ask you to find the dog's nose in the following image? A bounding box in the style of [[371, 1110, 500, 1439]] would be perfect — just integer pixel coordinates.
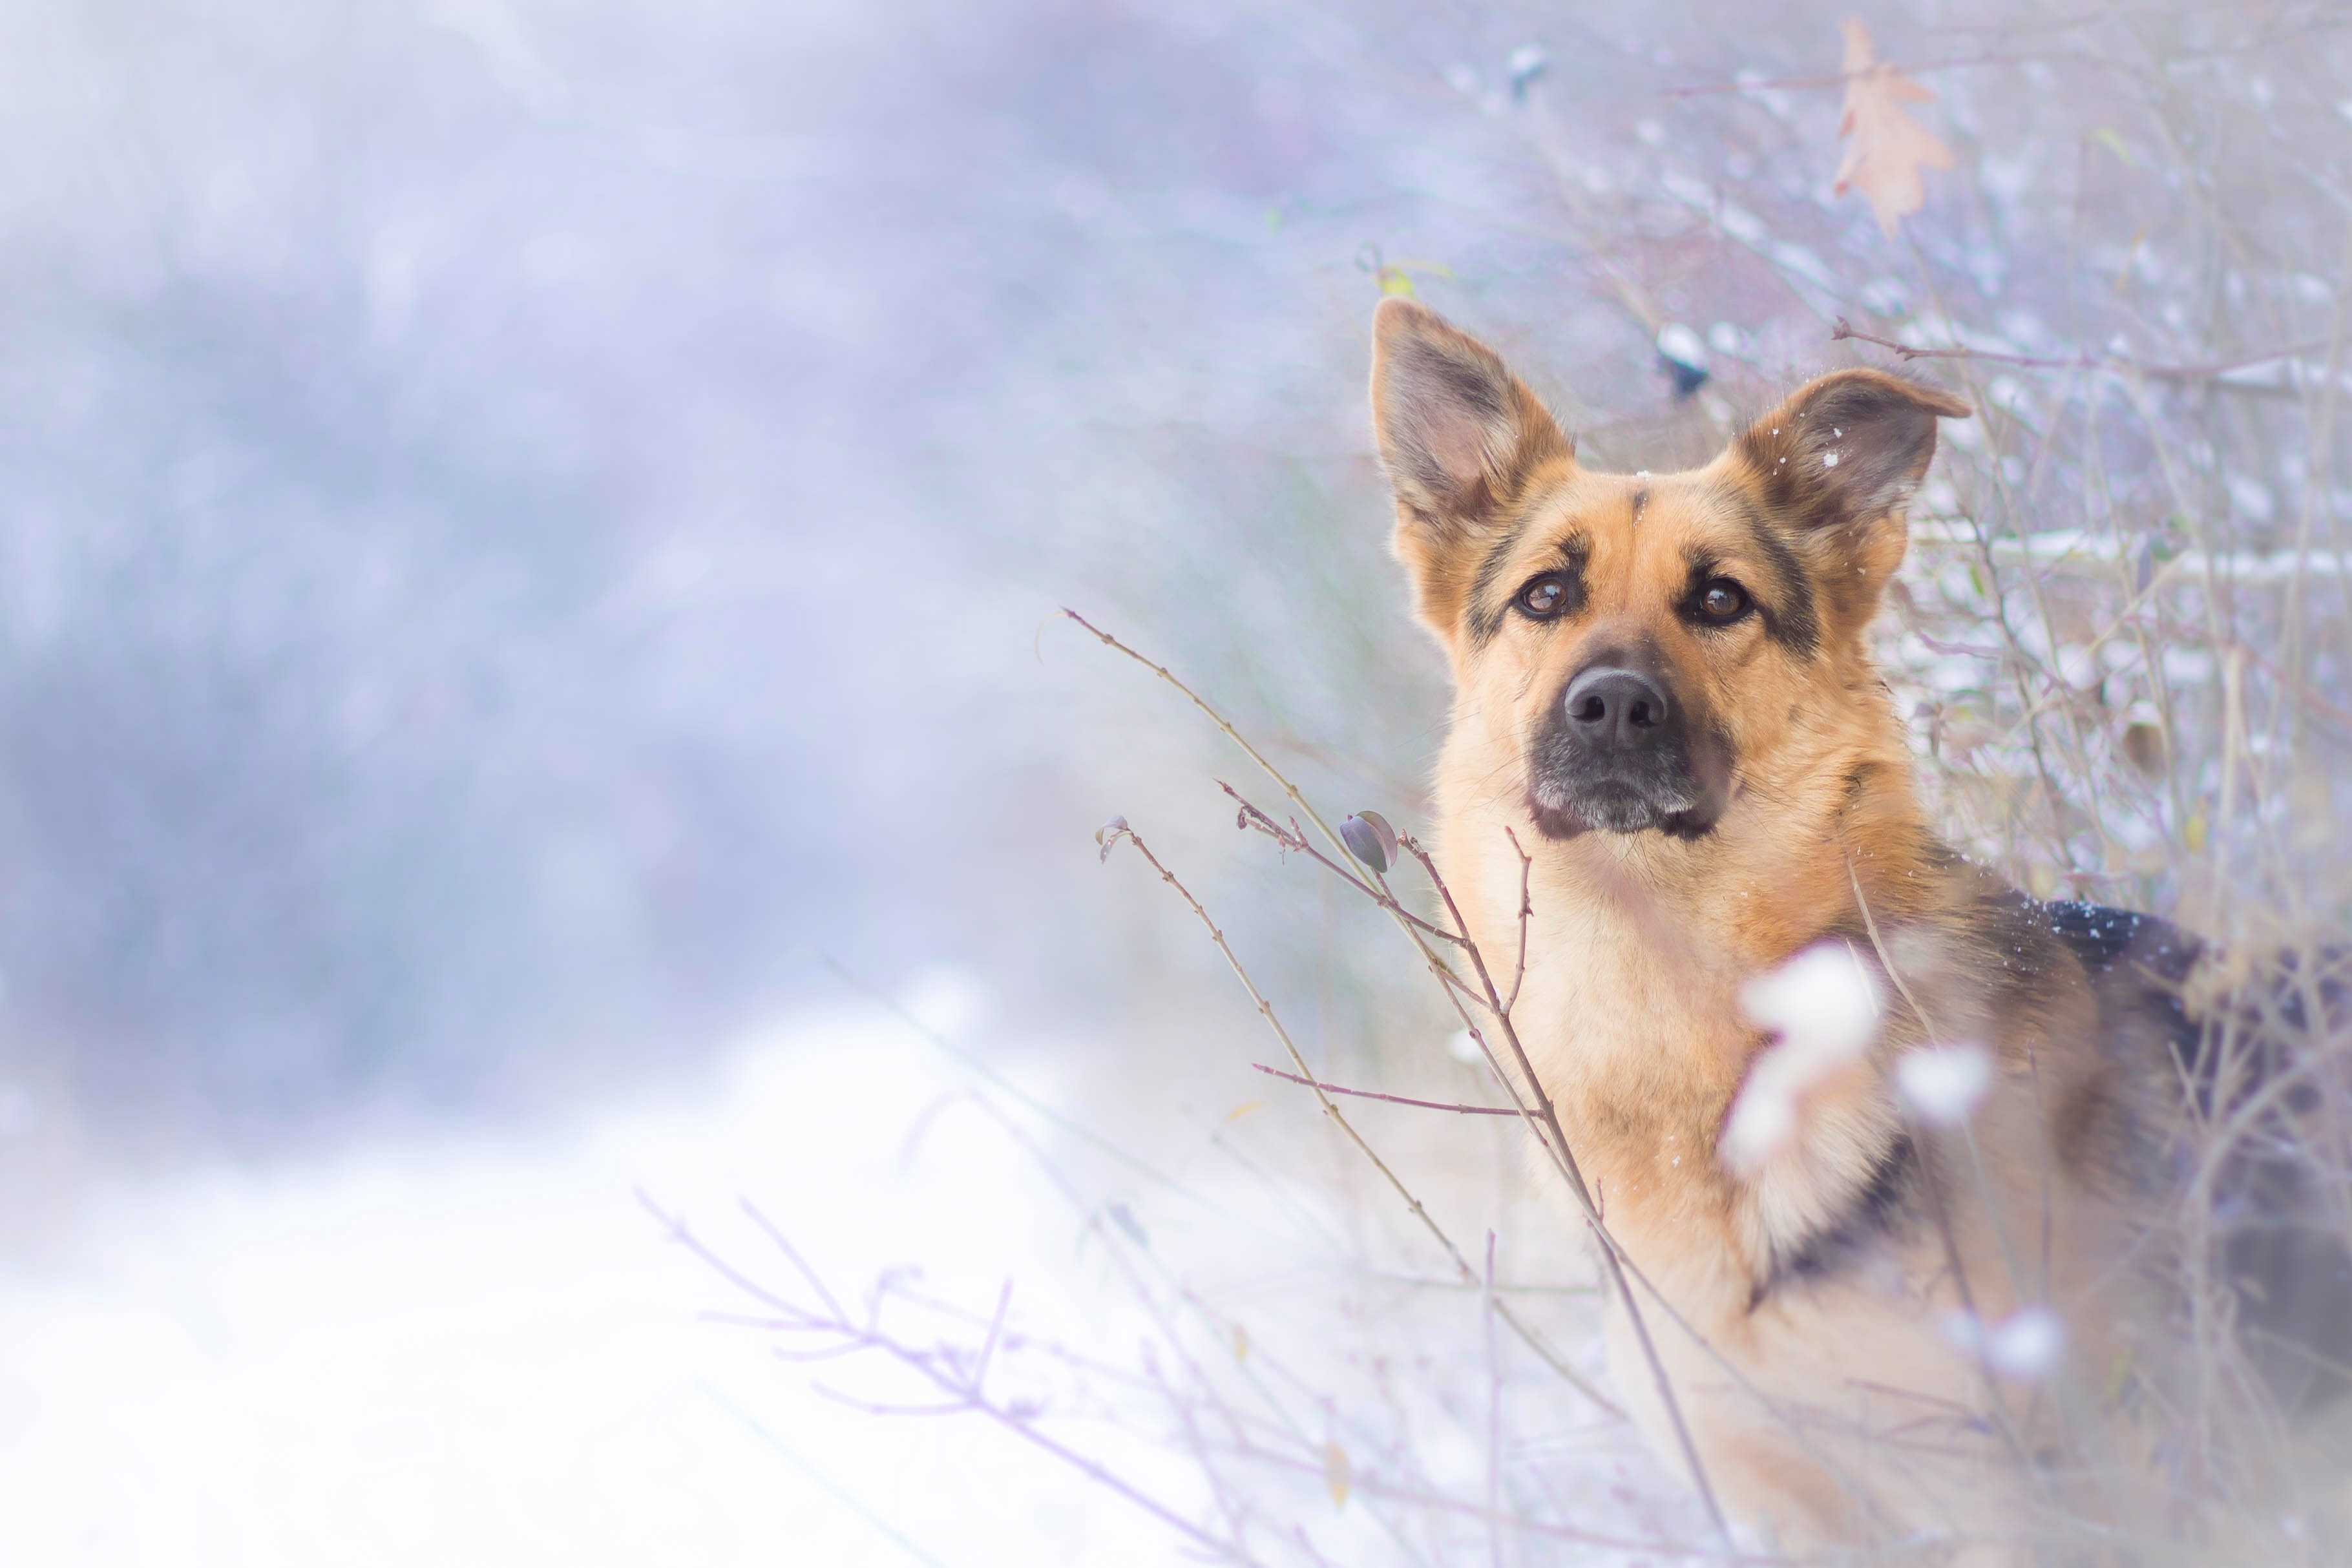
[[1563, 667, 1670, 750]]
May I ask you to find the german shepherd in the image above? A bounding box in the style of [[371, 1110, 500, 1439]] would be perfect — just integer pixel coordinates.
[[1366, 297, 2350, 1557]]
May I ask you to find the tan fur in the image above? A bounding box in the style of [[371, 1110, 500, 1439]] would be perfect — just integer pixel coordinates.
[[1368, 298, 2177, 1556]]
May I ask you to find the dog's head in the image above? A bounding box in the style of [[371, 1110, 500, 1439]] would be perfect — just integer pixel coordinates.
[[1370, 298, 1968, 844]]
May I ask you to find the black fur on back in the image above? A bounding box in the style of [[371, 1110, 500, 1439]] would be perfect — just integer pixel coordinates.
[[2041, 901, 2352, 1414]]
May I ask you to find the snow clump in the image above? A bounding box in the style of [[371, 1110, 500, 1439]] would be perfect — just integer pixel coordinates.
[[1940, 1306, 2068, 1379], [1721, 942, 1884, 1175], [1895, 1042, 1994, 1125]]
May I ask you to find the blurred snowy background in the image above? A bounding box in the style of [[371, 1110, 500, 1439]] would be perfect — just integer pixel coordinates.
[[1, 0, 2347, 1562]]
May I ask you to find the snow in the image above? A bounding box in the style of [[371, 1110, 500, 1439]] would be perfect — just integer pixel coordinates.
[[1739, 942, 1884, 1063], [1895, 1043, 1994, 1127], [1721, 943, 1885, 1174], [0, 1011, 1182, 1567], [1938, 1306, 2067, 1381]]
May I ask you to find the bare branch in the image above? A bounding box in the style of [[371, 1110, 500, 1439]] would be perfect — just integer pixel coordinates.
[[1219, 781, 1467, 947], [1098, 817, 1627, 1422], [1398, 831, 1735, 1545], [1251, 1062, 1518, 1115], [1832, 317, 2333, 381], [1664, 48, 2158, 97], [1503, 826, 1534, 1018]]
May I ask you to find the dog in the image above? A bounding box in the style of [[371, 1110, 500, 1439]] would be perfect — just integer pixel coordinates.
[[1365, 297, 2351, 1558]]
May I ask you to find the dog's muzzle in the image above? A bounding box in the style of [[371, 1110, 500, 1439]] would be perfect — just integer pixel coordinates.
[[1524, 658, 1729, 839]]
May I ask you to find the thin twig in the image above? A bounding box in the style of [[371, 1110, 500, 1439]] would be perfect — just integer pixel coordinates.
[[1398, 832, 1735, 1547], [1504, 826, 1534, 1017], [1664, 48, 2156, 97], [1252, 1063, 1519, 1115], [1832, 317, 2331, 381], [1064, 609, 1354, 864], [1221, 782, 1468, 950], [642, 1193, 1268, 1565], [1484, 1230, 1505, 1568], [1839, 861, 2049, 1482]]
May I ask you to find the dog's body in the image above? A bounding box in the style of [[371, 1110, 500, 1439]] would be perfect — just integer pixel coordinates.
[[1367, 298, 2349, 1555]]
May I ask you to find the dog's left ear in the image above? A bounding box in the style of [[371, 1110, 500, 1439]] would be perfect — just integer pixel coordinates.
[[1727, 369, 1971, 633]]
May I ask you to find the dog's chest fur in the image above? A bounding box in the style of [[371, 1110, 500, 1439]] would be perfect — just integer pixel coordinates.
[[1434, 745, 1928, 1304]]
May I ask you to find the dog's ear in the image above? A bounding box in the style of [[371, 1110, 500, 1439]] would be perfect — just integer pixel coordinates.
[[1370, 299, 1574, 638], [1725, 368, 1970, 636]]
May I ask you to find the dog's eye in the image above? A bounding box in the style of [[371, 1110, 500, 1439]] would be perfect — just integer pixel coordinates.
[[1517, 574, 1571, 619], [1694, 580, 1750, 624]]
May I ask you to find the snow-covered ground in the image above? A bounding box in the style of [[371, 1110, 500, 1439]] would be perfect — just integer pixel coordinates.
[[0, 992, 1189, 1567]]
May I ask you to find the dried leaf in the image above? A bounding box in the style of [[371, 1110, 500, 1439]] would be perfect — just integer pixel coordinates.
[[1230, 1322, 1250, 1363], [1321, 1439, 1352, 1507], [1223, 1100, 1264, 1123], [1832, 21, 1954, 238]]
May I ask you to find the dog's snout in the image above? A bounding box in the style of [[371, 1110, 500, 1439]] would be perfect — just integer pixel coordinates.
[[1563, 667, 1670, 750]]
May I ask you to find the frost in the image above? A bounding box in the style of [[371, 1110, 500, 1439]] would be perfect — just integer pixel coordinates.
[[1990, 1308, 2067, 1377], [1743, 943, 1884, 1058], [1769, 241, 1836, 290], [1661, 171, 1715, 209], [1895, 1043, 1993, 1125], [1655, 322, 1708, 371], [1719, 1076, 1799, 1174], [1716, 202, 1765, 244], [1504, 44, 1548, 98], [2226, 474, 2276, 523], [1856, 277, 1907, 314], [1941, 1306, 2066, 1379]]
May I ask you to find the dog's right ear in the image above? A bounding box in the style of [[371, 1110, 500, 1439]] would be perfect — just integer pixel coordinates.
[[1370, 299, 1573, 640]]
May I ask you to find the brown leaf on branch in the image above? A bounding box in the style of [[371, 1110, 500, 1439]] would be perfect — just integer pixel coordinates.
[[1833, 20, 1955, 238], [1322, 1438, 1352, 1507]]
